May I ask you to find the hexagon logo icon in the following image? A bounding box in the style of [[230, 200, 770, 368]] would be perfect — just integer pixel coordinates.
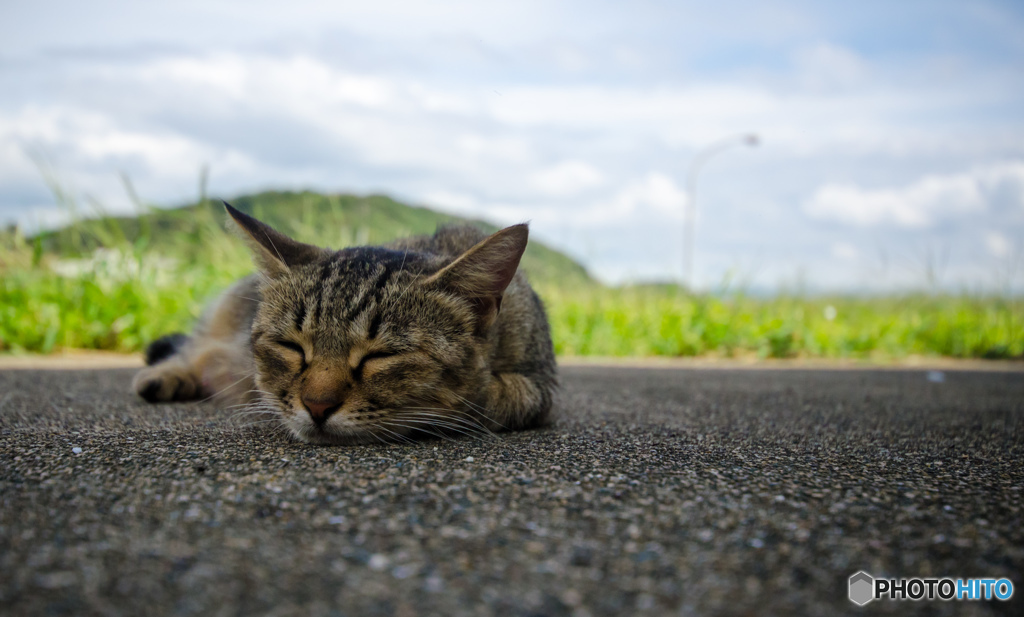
[[849, 571, 874, 606]]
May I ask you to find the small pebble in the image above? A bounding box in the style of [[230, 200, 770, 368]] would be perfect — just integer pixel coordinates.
[[71, 447, 82, 455], [927, 371, 946, 383]]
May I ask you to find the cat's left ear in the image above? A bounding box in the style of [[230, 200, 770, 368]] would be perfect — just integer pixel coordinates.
[[424, 224, 529, 323], [224, 201, 327, 276]]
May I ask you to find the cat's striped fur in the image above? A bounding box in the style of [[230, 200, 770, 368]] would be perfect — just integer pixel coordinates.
[[132, 203, 557, 444]]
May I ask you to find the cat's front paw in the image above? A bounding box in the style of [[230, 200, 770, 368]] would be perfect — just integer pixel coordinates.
[[132, 365, 201, 402]]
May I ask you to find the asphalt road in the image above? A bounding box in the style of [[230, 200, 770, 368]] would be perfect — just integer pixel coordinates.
[[1, 364, 1022, 616]]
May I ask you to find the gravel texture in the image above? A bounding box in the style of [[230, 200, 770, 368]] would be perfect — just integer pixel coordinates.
[[1, 364, 1022, 616]]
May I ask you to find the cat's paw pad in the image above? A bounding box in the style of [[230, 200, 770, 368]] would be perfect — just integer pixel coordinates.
[[137, 378, 163, 402], [133, 367, 200, 402]]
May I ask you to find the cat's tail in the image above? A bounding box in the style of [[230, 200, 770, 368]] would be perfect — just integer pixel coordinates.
[[144, 333, 190, 366]]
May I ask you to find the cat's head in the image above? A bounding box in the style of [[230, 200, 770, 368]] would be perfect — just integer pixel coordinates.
[[224, 202, 527, 445]]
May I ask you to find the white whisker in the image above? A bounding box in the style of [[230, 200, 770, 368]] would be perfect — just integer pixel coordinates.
[[388, 414, 496, 442], [451, 393, 509, 431], [397, 407, 499, 438], [371, 423, 417, 445], [381, 420, 463, 443], [197, 372, 256, 404]]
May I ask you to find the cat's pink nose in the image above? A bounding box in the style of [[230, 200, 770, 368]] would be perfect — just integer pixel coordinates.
[[302, 395, 342, 425]]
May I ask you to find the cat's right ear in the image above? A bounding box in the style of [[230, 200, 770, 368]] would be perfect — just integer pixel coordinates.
[[422, 224, 529, 327], [224, 201, 327, 276]]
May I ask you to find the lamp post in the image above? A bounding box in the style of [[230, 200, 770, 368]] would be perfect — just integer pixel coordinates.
[[683, 133, 759, 289]]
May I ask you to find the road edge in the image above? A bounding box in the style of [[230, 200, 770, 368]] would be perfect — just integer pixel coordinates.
[[2, 351, 1022, 372]]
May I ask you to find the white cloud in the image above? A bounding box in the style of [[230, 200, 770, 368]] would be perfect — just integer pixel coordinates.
[[577, 172, 686, 227], [133, 53, 400, 117], [985, 232, 1012, 258], [529, 161, 604, 196], [419, 190, 478, 216], [794, 43, 868, 92], [0, 106, 259, 177], [804, 162, 1024, 228], [484, 83, 775, 140], [831, 242, 859, 260]]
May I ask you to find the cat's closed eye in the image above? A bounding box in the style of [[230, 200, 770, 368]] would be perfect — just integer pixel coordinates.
[[353, 350, 394, 379], [277, 340, 307, 363], [276, 340, 304, 354]]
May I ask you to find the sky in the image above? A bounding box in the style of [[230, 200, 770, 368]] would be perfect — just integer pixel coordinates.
[[2, 0, 1023, 291]]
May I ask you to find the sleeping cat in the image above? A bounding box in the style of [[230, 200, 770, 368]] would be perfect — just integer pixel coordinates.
[[132, 202, 557, 445]]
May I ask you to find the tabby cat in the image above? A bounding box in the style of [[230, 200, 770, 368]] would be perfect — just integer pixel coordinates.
[[132, 202, 557, 445]]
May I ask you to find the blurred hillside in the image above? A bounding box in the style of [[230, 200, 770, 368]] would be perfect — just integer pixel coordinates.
[[32, 190, 594, 287]]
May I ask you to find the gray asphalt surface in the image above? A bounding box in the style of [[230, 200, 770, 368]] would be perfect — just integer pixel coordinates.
[[1, 364, 1022, 616]]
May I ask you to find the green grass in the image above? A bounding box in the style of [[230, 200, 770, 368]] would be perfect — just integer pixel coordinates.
[[2, 190, 1022, 360], [540, 284, 1022, 359]]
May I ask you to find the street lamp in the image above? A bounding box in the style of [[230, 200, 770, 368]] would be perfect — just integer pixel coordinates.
[[683, 132, 759, 289]]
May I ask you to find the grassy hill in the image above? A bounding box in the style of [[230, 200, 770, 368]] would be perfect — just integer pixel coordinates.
[[33, 190, 594, 287]]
